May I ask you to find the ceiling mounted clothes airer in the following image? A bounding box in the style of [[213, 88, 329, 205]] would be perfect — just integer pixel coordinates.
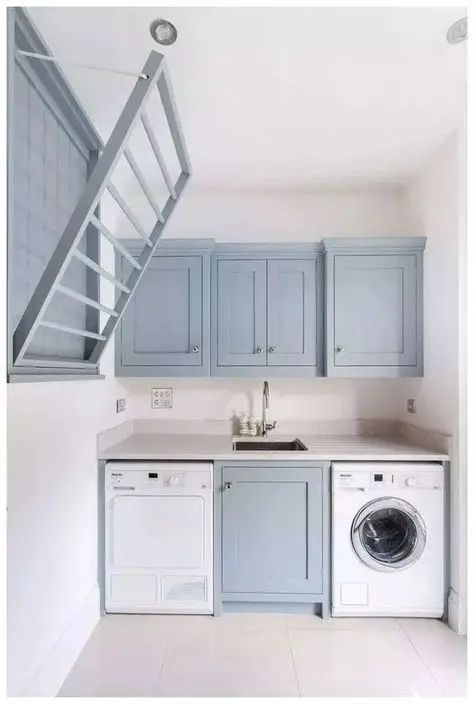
[[16, 49, 150, 79]]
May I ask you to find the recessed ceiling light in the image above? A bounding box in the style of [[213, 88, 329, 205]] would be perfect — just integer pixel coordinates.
[[446, 17, 467, 44], [149, 18, 178, 46]]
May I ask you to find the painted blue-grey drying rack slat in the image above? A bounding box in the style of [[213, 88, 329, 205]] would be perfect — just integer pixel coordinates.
[[11, 45, 192, 372]]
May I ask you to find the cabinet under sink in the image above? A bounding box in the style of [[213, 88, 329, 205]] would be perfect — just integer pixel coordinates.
[[214, 460, 330, 618]]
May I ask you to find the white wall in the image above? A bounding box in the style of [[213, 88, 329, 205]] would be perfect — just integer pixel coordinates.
[[119, 186, 416, 241], [7, 366, 125, 695], [397, 130, 466, 633], [7, 244, 129, 695], [120, 378, 403, 426], [397, 133, 460, 433]]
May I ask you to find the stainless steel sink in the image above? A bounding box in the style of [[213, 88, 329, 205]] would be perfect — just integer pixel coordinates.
[[233, 439, 308, 451]]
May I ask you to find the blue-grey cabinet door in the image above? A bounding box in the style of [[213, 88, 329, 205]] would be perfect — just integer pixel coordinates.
[[121, 255, 203, 367], [333, 254, 418, 367], [222, 466, 323, 594], [267, 259, 317, 367], [216, 259, 267, 367]]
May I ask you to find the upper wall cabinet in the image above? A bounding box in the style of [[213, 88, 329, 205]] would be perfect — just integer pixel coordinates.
[[115, 238, 425, 379], [211, 246, 324, 377], [115, 241, 211, 377], [267, 259, 318, 368], [324, 238, 426, 377], [215, 259, 267, 368]]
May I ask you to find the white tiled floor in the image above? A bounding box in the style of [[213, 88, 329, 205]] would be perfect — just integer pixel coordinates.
[[59, 614, 467, 698]]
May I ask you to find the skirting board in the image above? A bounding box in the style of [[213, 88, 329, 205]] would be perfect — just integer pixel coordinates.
[[20, 584, 100, 696], [448, 588, 467, 635], [224, 602, 320, 614]]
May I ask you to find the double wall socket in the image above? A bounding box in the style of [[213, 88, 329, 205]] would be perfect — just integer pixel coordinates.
[[152, 388, 173, 409]]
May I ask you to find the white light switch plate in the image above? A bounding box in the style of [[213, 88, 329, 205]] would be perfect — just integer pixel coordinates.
[[116, 398, 126, 414], [407, 398, 416, 414], [151, 388, 173, 409]]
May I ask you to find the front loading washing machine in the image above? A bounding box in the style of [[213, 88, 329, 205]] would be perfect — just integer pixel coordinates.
[[332, 462, 445, 617]]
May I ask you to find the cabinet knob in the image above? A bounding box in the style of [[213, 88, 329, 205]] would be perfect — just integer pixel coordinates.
[[335, 345, 345, 354], [224, 481, 234, 491], [255, 346, 264, 354], [269, 346, 276, 353], [192, 345, 200, 353]]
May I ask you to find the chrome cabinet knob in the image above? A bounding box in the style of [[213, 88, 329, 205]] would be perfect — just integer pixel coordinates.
[[269, 346, 276, 353], [256, 346, 264, 354], [335, 345, 345, 354], [224, 481, 234, 490], [192, 345, 200, 353]]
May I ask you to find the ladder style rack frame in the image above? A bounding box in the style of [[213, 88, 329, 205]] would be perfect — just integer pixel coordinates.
[[12, 50, 191, 371]]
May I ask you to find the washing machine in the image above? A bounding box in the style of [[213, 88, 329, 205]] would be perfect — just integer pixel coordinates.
[[332, 462, 445, 617]]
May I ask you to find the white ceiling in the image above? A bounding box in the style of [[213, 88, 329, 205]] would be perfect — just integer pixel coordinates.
[[28, 6, 466, 192]]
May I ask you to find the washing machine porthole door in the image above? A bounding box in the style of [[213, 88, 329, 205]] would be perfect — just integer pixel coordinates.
[[351, 498, 427, 572]]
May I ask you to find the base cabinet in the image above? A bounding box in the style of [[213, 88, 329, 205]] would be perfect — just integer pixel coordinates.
[[214, 462, 330, 615]]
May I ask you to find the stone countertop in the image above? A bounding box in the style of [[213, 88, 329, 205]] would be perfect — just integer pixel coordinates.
[[98, 431, 449, 462]]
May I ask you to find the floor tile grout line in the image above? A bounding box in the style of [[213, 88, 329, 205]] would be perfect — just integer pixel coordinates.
[[396, 619, 443, 693], [285, 616, 302, 697], [153, 637, 171, 691]]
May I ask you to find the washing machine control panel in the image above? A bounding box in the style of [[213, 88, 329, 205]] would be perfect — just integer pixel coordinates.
[[393, 472, 442, 490], [333, 464, 443, 492], [334, 471, 393, 490], [370, 472, 393, 488]]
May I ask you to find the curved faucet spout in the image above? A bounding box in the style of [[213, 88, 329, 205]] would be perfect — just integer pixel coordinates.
[[261, 380, 277, 437], [263, 380, 269, 408]]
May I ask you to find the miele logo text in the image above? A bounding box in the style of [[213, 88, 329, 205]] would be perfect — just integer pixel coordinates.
[[340, 474, 352, 477], [111, 473, 123, 477]]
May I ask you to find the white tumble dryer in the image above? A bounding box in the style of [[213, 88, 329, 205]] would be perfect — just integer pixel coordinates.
[[332, 462, 445, 618], [105, 462, 213, 614]]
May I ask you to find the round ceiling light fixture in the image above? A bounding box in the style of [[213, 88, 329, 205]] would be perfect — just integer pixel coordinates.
[[446, 16, 467, 44], [149, 18, 178, 46]]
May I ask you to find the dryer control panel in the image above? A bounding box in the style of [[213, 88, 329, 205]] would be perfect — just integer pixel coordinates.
[[106, 463, 212, 493]]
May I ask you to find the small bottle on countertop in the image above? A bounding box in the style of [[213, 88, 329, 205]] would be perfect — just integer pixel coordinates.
[[248, 416, 258, 436], [239, 412, 249, 436]]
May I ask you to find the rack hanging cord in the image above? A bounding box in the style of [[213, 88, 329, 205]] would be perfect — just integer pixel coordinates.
[[16, 50, 149, 80]]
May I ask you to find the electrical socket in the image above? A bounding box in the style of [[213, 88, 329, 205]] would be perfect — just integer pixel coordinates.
[[151, 388, 173, 409], [407, 398, 416, 414], [116, 398, 126, 414]]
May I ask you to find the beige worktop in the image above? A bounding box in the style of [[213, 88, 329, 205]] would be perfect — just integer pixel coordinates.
[[98, 419, 450, 462]]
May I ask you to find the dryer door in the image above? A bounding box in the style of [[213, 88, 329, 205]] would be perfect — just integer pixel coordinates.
[[111, 495, 205, 569], [351, 498, 426, 572]]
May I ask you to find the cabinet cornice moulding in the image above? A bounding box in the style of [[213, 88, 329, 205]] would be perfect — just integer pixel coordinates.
[[120, 237, 426, 257], [213, 242, 324, 256], [120, 238, 215, 254], [322, 237, 427, 254]]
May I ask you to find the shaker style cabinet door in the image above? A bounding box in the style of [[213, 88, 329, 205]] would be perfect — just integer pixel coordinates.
[[267, 259, 318, 367], [332, 254, 418, 369], [214, 259, 267, 367], [221, 466, 323, 595], [119, 255, 205, 370]]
